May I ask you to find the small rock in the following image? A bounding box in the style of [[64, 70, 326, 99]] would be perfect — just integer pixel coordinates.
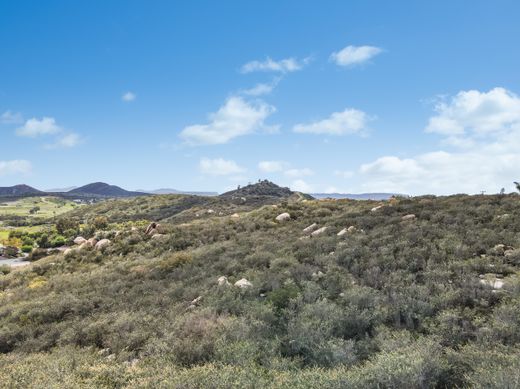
[[311, 227, 328, 236], [303, 223, 318, 233], [312, 271, 325, 279], [337, 228, 348, 237], [95, 239, 111, 250], [401, 214, 416, 221], [218, 276, 231, 286], [371, 205, 384, 212], [276, 212, 291, 222], [347, 226, 357, 233], [191, 296, 203, 305], [73, 236, 87, 245], [231, 213, 240, 218], [234, 278, 253, 288]]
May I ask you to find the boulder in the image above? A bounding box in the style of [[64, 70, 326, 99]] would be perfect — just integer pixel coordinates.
[[479, 274, 505, 290], [303, 223, 318, 233], [337, 228, 348, 237], [401, 214, 416, 221], [64, 248, 75, 256], [95, 239, 111, 250], [73, 236, 87, 245], [87, 238, 98, 246], [218, 276, 231, 286], [151, 233, 165, 239], [371, 205, 384, 212], [347, 226, 357, 233], [231, 213, 240, 218], [234, 278, 253, 288], [311, 227, 328, 236], [276, 212, 291, 222]]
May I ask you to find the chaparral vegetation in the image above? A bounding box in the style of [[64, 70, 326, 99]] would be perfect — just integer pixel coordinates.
[[2, 183, 520, 388]]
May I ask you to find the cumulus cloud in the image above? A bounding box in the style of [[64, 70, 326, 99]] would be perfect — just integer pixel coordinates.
[[330, 45, 382, 67], [1, 110, 23, 124], [291, 179, 313, 192], [241, 57, 309, 74], [180, 96, 276, 145], [0, 160, 32, 176], [199, 158, 245, 176], [122, 92, 136, 102], [258, 160, 286, 173], [16, 117, 62, 137], [358, 87, 520, 195], [284, 168, 314, 178], [293, 108, 371, 135]]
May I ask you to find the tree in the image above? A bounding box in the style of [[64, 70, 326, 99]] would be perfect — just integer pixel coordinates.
[[515, 182, 520, 193]]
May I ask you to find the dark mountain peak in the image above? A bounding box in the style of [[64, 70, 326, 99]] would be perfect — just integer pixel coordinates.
[[0, 184, 43, 197], [69, 182, 146, 197], [220, 180, 297, 198]]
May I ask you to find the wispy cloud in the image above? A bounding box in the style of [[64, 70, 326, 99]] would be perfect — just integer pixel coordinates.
[[330, 45, 382, 67], [242, 77, 281, 97], [44, 133, 82, 149], [258, 160, 286, 173], [180, 96, 276, 145], [293, 108, 371, 135], [241, 57, 310, 74], [122, 91, 136, 102], [1, 110, 24, 124], [0, 160, 32, 176], [199, 158, 245, 176]]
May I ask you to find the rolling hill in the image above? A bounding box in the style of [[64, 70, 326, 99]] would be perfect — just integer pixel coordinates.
[[0, 184, 43, 197]]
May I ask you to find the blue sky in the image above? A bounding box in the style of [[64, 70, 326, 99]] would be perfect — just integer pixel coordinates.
[[1, 0, 520, 194]]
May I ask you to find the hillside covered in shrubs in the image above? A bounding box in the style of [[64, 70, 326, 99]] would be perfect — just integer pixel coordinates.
[[2, 192, 520, 387]]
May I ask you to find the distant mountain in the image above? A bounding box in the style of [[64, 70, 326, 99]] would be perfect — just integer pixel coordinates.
[[311, 192, 404, 200], [44, 186, 78, 193], [137, 188, 218, 196], [69, 182, 147, 198], [220, 180, 312, 199], [0, 184, 43, 197]]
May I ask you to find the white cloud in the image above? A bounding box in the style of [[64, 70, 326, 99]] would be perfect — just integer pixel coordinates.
[[0, 160, 32, 176], [284, 168, 314, 178], [242, 77, 281, 97], [16, 117, 62, 137], [122, 92, 136, 102], [45, 133, 82, 149], [258, 160, 286, 173], [291, 179, 313, 192], [199, 158, 245, 176], [358, 87, 520, 195], [293, 108, 371, 135], [180, 96, 276, 145], [330, 45, 382, 67], [334, 170, 354, 179], [241, 57, 308, 74], [1, 110, 23, 124]]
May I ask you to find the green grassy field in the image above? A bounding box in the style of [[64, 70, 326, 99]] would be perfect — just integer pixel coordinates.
[[0, 197, 77, 218]]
